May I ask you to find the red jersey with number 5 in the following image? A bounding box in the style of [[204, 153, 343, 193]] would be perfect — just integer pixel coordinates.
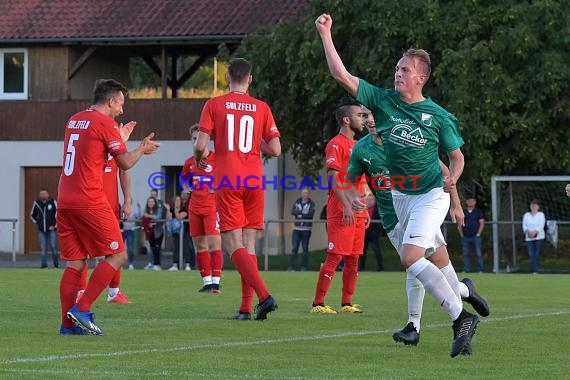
[[58, 109, 127, 209], [198, 91, 280, 187]]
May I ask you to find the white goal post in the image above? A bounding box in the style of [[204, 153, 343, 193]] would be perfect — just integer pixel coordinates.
[[491, 175, 570, 273]]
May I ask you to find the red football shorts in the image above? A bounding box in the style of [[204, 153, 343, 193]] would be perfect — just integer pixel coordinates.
[[58, 207, 125, 260], [326, 217, 366, 255], [188, 205, 220, 236], [215, 188, 264, 232]]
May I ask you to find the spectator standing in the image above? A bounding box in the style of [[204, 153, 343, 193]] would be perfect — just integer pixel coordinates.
[[122, 199, 139, 270], [144, 196, 166, 270], [30, 189, 59, 268], [360, 195, 384, 271], [458, 197, 485, 273], [522, 199, 546, 274], [288, 188, 316, 271], [166, 195, 189, 271]]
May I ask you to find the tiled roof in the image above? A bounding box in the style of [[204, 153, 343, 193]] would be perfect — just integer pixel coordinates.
[[0, 0, 309, 42]]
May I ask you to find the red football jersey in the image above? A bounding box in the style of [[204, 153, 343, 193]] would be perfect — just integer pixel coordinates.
[[181, 153, 216, 211], [325, 133, 366, 220], [103, 156, 120, 218], [58, 109, 127, 209], [199, 91, 280, 188]]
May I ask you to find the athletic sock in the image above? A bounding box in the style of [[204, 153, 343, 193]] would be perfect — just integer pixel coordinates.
[[406, 270, 425, 331], [230, 248, 270, 302], [109, 267, 121, 289], [408, 257, 462, 321], [196, 251, 211, 278], [202, 275, 213, 286], [60, 267, 82, 328], [77, 260, 117, 312], [80, 266, 89, 289], [210, 249, 223, 278], [440, 261, 461, 301], [239, 253, 258, 313], [108, 287, 119, 298], [313, 253, 342, 305], [341, 254, 359, 305]]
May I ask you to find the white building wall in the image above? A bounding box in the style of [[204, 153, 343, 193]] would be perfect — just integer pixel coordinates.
[[0, 140, 280, 254]]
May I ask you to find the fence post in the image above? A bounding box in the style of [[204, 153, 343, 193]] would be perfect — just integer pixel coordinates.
[[263, 221, 269, 271], [178, 222, 184, 269], [11, 219, 17, 264]]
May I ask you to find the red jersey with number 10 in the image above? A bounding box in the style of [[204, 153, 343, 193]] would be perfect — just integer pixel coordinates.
[[58, 109, 127, 209], [198, 91, 280, 187]]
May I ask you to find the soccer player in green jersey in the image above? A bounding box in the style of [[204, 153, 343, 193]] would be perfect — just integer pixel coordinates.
[[316, 13, 479, 357], [347, 111, 489, 353]]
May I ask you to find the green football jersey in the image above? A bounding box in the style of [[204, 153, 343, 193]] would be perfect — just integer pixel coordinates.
[[356, 79, 464, 195], [346, 134, 398, 233]]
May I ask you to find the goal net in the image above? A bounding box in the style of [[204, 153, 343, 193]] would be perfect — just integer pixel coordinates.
[[491, 176, 570, 273]]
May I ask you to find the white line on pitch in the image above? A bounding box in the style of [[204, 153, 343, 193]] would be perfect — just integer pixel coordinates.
[[2, 310, 569, 366]]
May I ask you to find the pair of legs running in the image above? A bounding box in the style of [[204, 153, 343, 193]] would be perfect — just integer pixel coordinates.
[[393, 243, 489, 352]]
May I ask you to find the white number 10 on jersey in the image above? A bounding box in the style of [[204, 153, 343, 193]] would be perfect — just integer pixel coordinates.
[[226, 114, 254, 153]]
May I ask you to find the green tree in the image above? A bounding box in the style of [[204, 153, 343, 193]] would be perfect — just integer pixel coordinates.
[[238, 0, 570, 191]]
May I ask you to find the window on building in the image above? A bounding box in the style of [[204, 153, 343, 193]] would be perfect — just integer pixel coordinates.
[[0, 48, 28, 100]]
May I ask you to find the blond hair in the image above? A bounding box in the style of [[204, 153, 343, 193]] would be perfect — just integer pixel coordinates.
[[403, 48, 431, 77]]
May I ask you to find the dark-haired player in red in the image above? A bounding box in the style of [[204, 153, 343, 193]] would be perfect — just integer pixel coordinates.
[[311, 102, 368, 314], [58, 79, 159, 335], [194, 58, 281, 321], [182, 124, 223, 294]]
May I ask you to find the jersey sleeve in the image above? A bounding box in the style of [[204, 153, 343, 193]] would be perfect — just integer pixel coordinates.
[[198, 99, 215, 135], [262, 105, 281, 142], [346, 143, 365, 184], [325, 139, 344, 173], [104, 123, 128, 157], [356, 78, 389, 110], [439, 113, 464, 152], [181, 157, 194, 178]]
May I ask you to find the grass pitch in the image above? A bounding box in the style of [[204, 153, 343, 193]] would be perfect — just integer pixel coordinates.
[[0, 269, 569, 379]]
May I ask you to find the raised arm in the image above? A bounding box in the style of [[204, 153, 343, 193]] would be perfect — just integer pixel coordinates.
[[315, 14, 359, 97]]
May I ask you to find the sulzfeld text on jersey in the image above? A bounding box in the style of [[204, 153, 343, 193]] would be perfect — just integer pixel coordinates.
[[226, 102, 257, 112], [67, 120, 91, 129]]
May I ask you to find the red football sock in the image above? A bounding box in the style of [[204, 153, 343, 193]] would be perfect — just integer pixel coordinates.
[[196, 251, 211, 277], [77, 260, 116, 311], [231, 248, 269, 302], [313, 253, 343, 305], [80, 266, 89, 289], [210, 249, 223, 278], [341, 254, 360, 305], [239, 253, 257, 313], [109, 267, 121, 288], [60, 267, 82, 328]]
